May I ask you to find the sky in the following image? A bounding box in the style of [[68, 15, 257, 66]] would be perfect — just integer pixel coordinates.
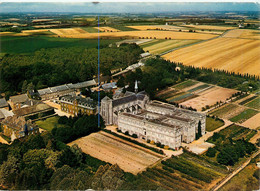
[[0, 2, 259, 13]]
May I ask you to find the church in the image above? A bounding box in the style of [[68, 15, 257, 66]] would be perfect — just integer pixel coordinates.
[[101, 81, 206, 150]]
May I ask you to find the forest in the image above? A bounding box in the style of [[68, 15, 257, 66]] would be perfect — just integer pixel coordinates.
[[0, 43, 143, 98]]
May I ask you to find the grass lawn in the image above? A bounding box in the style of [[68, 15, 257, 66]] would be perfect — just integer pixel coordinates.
[[35, 116, 67, 132], [245, 96, 260, 110], [229, 109, 259, 123], [0, 36, 119, 54], [173, 80, 198, 90], [206, 117, 225, 132]]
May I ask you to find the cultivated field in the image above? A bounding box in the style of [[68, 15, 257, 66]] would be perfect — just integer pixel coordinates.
[[230, 109, 259, 123], [181, 24, 236, 30], [180, 86, 238, 111], [222, 29, 260, 40], [127, 25, 185, 31], [245, 96, 260, 110], [94, 26, 120, 32], [142, 39, 200, 54], [68, 131, 163, 174], [49, 30, 218, 40], [242, 112, 260, 129], [210, 103, 245, 119], [139, 151, 227, 191], [50, 28, 87, 35], [163, 37, 260, 76]]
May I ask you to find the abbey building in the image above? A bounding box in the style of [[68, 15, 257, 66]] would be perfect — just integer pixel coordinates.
[[101, 84, 206, 150]]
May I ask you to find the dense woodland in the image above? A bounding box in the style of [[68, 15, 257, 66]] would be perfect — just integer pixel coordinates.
[[0, 43, 143, 98]]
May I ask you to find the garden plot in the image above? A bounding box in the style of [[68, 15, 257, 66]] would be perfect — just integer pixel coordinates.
[[230, 109, 259, 124], [181, 86, 238, 111], [242, 112, 260, 129], [245, 96, 260, 110], [68, 131, 163, 174], [210, 104, 245, 119]]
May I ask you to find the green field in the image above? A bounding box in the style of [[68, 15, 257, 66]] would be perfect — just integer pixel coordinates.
[[230, 109, 259, 123], [157, 90, 178, 99], [0, 36, 119, 54], [173, 80, 198, 90], [245, 96, 260, 110], [35, 116, 68, 132], [206, 117, 225, 132], [81, 27, 99, 33]]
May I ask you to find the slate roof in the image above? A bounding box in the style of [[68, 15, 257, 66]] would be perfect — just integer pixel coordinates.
[[112, 91, 147, 107], [13, 103, 53, 116], [60, 95, 96, 109], [9, 94, 28, 104], [0, 98, 8, 108]]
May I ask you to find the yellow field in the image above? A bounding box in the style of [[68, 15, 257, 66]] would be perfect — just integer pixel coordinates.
[[163, 37, 260, 76], [181, 24, 237, 30], [22, 29, 49, 33], [50, 28, 87, 35], [52, 30, 217, 40], [143, 39, 200, 54], [94, 26, 120, 32], [223, 29, 260, 40]]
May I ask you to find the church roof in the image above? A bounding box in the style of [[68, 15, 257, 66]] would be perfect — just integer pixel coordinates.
[[112, 91, 147, 107]]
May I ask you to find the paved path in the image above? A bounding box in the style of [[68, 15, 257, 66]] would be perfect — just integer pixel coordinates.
[[211, 149, 260, 191]]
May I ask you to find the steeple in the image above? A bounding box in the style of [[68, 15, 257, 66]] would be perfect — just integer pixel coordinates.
[[135, 80, 138, 94]]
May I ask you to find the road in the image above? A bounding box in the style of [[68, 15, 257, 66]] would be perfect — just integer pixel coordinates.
[[211, 149, 260, 191]]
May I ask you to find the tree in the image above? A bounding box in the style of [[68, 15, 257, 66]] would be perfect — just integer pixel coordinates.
[[206, 147, 216, 157], [27, 82, 35, 92], [21, 80, 28, 93], [0, 155, 19, 187]]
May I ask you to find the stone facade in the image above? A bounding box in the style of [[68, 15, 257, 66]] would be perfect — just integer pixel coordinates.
[[101, 94, 206, 150], [60, 95, 97, 116], [101, 91, 149, 125]]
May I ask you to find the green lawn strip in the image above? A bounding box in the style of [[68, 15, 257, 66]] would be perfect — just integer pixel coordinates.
[[166, 92, 186, 102], [173, 80, 198, 90], [187, 84, 210, 93], [169, 93, 193, 102], [229, 109, 259, 123], [245, 97, 260, 110], [239, 95, 258, 105], [80, 27, 99, 33], [35, 116, 68, 132], [206, 117, 224, 132]]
